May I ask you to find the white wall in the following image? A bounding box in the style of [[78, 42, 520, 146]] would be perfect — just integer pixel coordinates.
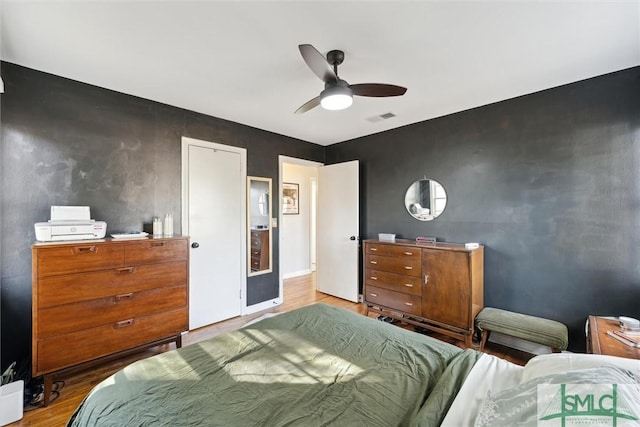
[[281, 163, 317, 278]]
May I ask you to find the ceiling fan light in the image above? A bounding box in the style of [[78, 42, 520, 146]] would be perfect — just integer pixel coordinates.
[[320, 86, 353, 111]]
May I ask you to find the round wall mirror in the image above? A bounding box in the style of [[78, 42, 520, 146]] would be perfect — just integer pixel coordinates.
[[404, 178, 447, 221]]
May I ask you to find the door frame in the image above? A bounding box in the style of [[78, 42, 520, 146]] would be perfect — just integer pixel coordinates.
[[278, 155, 323, 298], [181, 136, 248, 315]]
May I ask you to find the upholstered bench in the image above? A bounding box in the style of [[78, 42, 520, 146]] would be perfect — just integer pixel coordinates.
[[475, 307, 569, 353]]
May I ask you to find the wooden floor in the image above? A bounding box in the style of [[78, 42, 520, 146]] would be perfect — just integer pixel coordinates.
[[13, 274, 532, 426]]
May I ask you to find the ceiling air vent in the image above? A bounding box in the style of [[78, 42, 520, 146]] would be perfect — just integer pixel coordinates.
[[366, 112, 396, 123]]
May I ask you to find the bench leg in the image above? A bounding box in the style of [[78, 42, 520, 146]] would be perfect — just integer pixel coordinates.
[[551, 347, 561, 353], [479, 330, 490, 352]]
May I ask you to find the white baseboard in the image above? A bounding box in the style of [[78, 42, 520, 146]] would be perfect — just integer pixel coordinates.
[[243, 298, 282, 315], [282, 269, 311, 279], [489, 331, 552, 355]]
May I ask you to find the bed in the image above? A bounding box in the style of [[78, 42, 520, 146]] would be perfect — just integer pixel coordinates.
[[68, 303, 640, 427]]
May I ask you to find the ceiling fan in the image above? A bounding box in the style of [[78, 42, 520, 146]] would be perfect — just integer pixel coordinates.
[[295, 44, 407, 114]]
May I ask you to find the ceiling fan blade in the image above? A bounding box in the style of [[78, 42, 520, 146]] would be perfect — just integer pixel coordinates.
[[294, 96, 321, 114], [350, 83, 407, 97], [299, 44, 337, 83]]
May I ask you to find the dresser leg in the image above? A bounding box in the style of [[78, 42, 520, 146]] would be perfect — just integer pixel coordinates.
[[175, 334, 183, 349], [43, 374, 53, 407], [464, 333, 473, 348]]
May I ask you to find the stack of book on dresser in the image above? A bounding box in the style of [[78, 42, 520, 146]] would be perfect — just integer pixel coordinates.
[[607, 316, 640, 348]]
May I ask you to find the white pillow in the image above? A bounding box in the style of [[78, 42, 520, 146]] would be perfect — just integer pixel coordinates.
[[522, 353, 640, 383], [475, 366, 640, 427]]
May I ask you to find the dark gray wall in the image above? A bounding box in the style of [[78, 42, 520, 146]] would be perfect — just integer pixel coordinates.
[[327, 66, 640, 352], [0, 62, 324, 371], [3, 61, 639, 372]]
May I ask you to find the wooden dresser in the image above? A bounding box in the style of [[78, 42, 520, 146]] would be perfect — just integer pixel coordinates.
[[250, 229, 269, 271], [363, 239, 483, 347], [32, 236, 189, 405]]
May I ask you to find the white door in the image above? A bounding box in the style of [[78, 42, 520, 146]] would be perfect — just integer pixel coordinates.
[[316, 160, 359, 302], [182, 137, 246, 330]]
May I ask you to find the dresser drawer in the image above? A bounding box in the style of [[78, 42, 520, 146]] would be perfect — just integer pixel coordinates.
[[250, 257, 261, 270], [37, 285, 188, 338], [35, 243, 125, 277], [251, 230, 268, 250], [365, 255, 421, 277], [37, 261, 187, 308], [364, 269, 422, 296], [384, 245, 421, 259], [365, 285, 421, 316], [251, 230, 267, 239], [364, 243, 420, 260], [35, 308, 188, 375], [250, 248, 262, 257], [124, 238, 188, 265]]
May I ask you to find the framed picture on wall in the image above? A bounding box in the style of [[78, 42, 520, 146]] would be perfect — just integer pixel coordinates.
[[282, 182, 299, 215]]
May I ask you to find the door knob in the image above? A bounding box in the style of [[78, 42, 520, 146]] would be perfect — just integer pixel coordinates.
[[349, 236, 356, 241], [191, 242, 200, 249]]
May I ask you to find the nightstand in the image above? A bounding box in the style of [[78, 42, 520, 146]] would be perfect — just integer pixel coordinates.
[[587, 315, 640, 359]]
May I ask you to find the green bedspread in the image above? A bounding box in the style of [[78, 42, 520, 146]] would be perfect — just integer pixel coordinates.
[[68, 303, 480, 427]]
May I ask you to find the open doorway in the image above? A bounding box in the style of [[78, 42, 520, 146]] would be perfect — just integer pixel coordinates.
[[279, 157, 321, 283], [278, 156, 360, 303]]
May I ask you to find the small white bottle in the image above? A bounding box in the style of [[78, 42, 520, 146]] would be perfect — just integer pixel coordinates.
[[163, 214, 173, 237], [153, 217, 162, 236]]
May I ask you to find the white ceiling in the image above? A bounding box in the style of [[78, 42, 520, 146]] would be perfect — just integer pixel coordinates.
[[1, 1, 639, 146]]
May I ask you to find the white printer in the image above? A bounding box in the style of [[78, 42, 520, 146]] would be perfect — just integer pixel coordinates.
[[34, 206, 107, 242]]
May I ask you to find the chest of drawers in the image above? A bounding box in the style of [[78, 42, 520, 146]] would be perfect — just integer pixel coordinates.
[[32, 236, 189, 405], [363, 239, 483, 347], [250, 229, 270, 271]]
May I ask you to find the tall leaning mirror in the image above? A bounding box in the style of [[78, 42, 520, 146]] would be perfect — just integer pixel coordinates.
[[247, 177, 272, 276]]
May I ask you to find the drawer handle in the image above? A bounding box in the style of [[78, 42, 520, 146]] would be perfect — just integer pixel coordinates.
[[404, 302, 414, 306], [116, 267, 135, 274], [370, 247, 377, 251], [370, 293, 378, 297], [370, 260, 378, 265], [114, 292, 134, 302], [151, 242, 165, 247], [75, 246, 96, 253], [404, 266, 413, 270], [403, 251, 413, 256], [425, 274, 429, 285], [114, 319, 134, 329], [404, 283, 413, 287], [370, 276, 378, 280]]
